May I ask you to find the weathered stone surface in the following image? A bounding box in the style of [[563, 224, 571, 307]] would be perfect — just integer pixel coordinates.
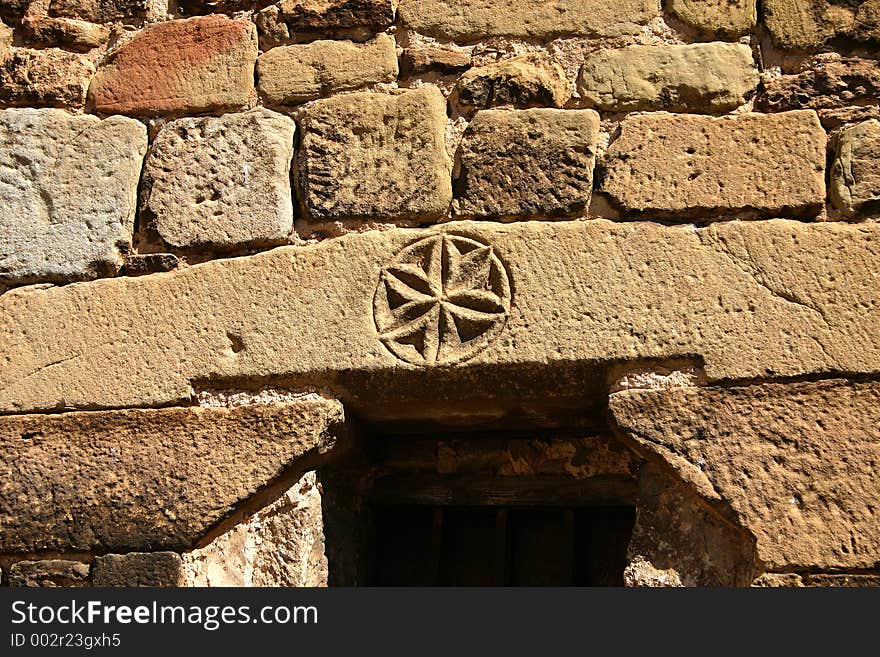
[[763, 0, 880, 49], [0, 47, 95, 107], [668, 0, 757, 37], [453, 108, 599, 219], [1, 219, 878, 417], [257, 34, 397, 105], [93, 553, 183, 587], [0, 109, 147, 287], [600, 110, 826, 218], [297, 87, 451, 223], [88, 16, 257, 116], [8, 560, 90, 587], [256, 0, 395, 48], [625, 463, 758, 586], [398, 0, 659, 41], [141, 109, 295, 252], [20, 14, 110, 51], [830, 119, 880, 216], [610, 380, 880, 569], [577, 43, 758, 113], [454, 54, 569, 109], [0, 18, 12, 52], [757, 55, 880, 127], [122, 253, 179, 276], [0, 0, 29, 22], [402, 43, 470, 74], [182, 471, 327, 586], [0, 398, 343, 552], [47, 0, 158, 22]]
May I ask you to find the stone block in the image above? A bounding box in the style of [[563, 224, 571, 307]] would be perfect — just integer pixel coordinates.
[[830, 119, 880, 216], [8, 560, 90, 587], [93, 552, 183, 587], [454, 54, 569, 109], [0, 47, 95, 108]]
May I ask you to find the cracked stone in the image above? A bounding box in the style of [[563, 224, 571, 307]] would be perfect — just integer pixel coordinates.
[[141, 108, 295, 252], [453, 54, 570, 109], [0, 397, 343, 552], [576, 43, 758, 113], [610, 379, 880, 570], [8, 560, 91, 587], [453, 108, 600, 219], [599, 110, 827, 219], [20, 14, 110, 50], [255, 0, 395, 49], [763, 0, 880, 50], [296, 87, 452, 224], [257, 34, 398, 105], [0, 108, 147, 287], [398, 0, 659, 41], [87, 15, 258, 116], [0, 220, 877, 415], [93, 552, 183, 586], [830, 119, 880, 217], [47, 0, 161, 22]]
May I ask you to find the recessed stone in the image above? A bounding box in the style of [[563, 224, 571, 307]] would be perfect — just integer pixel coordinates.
[[0, 47, 95, 108], [599, 110, 826, 218], [87, 15, 258, 116], [454, 108, 599, 219], [763, 0, 880, 50], [93, 553, 183, 587], [830, 119, 880, 217], [256, 0, 395, 48], [668, 0, 756, 37], [296, 87, 452, 223], [577, 43, 758, 113], [8, 560, 91, 587], [0, 108, 147, 287], [257, 34, 398, 105], [141, 108, 295, 252], [454, 54, 570, 109]]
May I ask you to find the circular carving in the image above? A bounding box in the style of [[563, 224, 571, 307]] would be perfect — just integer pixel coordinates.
[[374, 234, 512, 366]]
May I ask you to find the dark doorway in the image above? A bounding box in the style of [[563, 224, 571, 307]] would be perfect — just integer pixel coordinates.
[[368, 504, 635, 586]]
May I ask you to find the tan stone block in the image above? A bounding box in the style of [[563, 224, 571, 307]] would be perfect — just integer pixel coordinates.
[[181, 471, 327, 586], [453, 54, 569, 109], [0, 19, 12, 54], [20, 15, 110, 51], [609, 380, 880, 570], [402, 43, 471, 74], [8, 560, 90, 587], [398, 0, 659, 41], [0, 47, 95, 108], [668, 0, 757, 37], [88, 16, 257, 116], [600, 110, 826, 218], [577, 43, 758, 113], [0, 398, 344, 552], [92, 552, 183, 587], [0, 108, 147, 287], [142, 109, 295, 251], [453, 108, 599, 219], [296, 87, 451, 223], [47, 0, 159, 22], [763, 0, 880, 49], [257, 34, 398, 105], [830, 119, 880, 217], [1, 220, 878, 416]]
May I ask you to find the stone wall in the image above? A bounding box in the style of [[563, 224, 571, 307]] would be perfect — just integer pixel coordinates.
[[0, 0, 878, 586]]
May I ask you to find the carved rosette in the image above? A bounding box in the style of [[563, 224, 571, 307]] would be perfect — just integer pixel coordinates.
[[373, 234, 512, 366]]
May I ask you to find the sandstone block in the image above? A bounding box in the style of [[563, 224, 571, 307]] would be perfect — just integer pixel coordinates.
[[88, 15, 257, 116], [0, 220, 877, 416], [0, 47, 95, 108], [93, 552, 183, 587], [667, 0, 757, 37], [402, 43, 471, 74], [8, 560, 90, 587], [256, 0, 395, 48], [297, 87, 451, 223], [610, 380, 880, 570], [0, 397, 343, 552], [122, 253, 179, 276], [257, 34, 397, 105], [454, 54, 569, 109], [576, 43, 758, 113], [20, 15, 109, 51], [830, 120, 880, 216], [453, 108, 599, 219], [182, 471, 327, 586], [398, 0, 659, 41], [599, 110, 826, 218], [0, 18, 12, 53], [47, 0, 158, 22], [0, 108, 147, 287], [142, 109, 295, 252], [763, 0, 880, 49]]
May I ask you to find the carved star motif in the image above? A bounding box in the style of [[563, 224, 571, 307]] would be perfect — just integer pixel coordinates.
[[374, 234, 512, 366]]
